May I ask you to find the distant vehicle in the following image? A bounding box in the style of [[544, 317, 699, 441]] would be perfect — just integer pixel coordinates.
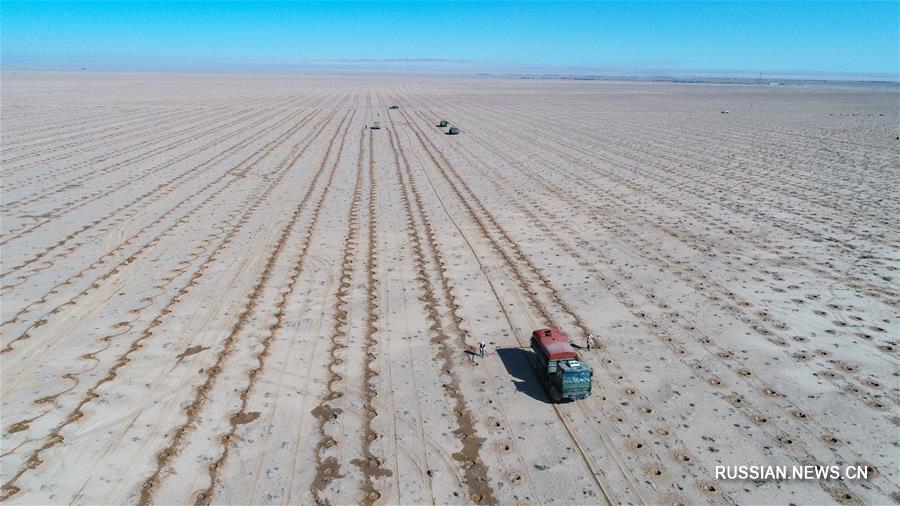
[[371, 120, 381, 130], [721, 110, 730, 114], [388, 105, 399, 110], [437, 119, 449, 127], [447, 127, 460, 135], [530, 328, 592, 402]]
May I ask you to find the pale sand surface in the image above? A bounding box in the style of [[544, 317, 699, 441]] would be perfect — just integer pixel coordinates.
[[1, 71, 897, 505]]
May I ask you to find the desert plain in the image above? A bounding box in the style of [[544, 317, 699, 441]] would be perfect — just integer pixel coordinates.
[[0, 71, 897, 505]]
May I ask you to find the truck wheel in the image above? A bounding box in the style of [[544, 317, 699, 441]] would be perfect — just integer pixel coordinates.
[[550, 384, 561, 403]]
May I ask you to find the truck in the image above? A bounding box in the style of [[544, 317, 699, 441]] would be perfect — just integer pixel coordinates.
[[530, 328, 592, 402], [437, 119, 449, 127]]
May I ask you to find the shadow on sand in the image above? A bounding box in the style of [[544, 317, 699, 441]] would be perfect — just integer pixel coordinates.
[[496, 347, 552, 404]]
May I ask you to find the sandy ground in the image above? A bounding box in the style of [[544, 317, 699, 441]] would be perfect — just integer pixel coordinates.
[[1, 71, 897, 505]]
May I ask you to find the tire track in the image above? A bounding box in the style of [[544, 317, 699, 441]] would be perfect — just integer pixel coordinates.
[[1, 97, 286, 204], [437, 126, 709, 503], [478, 93, 893, 183], [309, 126, 367, 506], [0, 102, 312, 285], [458, 100, 899, 272], [2, 92, 254, 146], [0, 103, 320, 330], [2, 107, 149, 144], [0, 106, 279, 243], [192, 108, 354, 505], [1, 94, 281, 183], [368, 113, 439, 503], [0, 104, 333, 354], [411, 112, 748, 503], [1, 105, 263, 214], [0, 108, 263, 242], [413, 106, 884, 502], [402, 103, 634, 503], [404, 119, 629, 504], [398, 108, 588, 340], [0, 108, 335, 434], [1, 105, 213, 154], [0, 161, 261, 502], [396, 103, 644, 504], [447, 100, 897, 306], [351, 127, 393, 505], [447, 106, 897, 363], [136, 105, 348, 506], [452, 95, 896, 245], [424, 94, 789, 503], [4, 106, 338, 426], [1, 106, 206, 166], [483, 98, 891, 204], [386, 117, 500, 505], [0, 108, 344, 499], [0, 101, 275, 205]]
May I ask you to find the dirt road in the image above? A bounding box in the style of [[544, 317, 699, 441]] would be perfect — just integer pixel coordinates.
[[1, 72, 897, 505]]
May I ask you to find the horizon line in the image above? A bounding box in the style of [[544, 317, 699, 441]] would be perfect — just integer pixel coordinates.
[[2, 57, 898, 83]]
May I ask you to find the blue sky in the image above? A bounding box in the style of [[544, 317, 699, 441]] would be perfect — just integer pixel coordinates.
[[2, 1, 898, 76]]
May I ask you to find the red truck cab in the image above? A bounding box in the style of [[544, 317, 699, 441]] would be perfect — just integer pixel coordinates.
[[530, 328, 593, 402]]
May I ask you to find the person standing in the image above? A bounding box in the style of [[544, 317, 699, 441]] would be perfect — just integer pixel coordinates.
[[585, 333, 595, 351], [479, 341, 486, 359]]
